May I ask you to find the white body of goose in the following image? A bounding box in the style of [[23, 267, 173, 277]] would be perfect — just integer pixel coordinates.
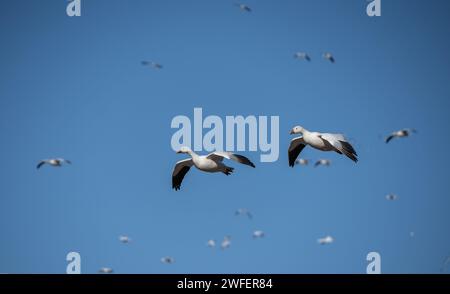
[[37, 158, 71, 169], [172, 146, 255, 190], [288, 125, 358, 167]]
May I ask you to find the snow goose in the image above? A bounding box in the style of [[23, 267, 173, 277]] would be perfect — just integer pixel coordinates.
[[235, 208, 253, 219], [385, 194, 398, 201], [172, 146, 255, 190], [294, 52, 311, 61], [161, 257, 175, 264], [253, 230, 265, 239], [207, 239, 216, 248], [295, 158, 309, 166], [385, 128, 417, 143], [98, 267, 113, 274], [323, 52, 335, 63], [318, 235, 334, 245], [119, 235, 131, 243], [288, 125, 358, 167], [141, 60, 163, 69], [221, 236, 231, 250], [37, 158, 71, 169], [235, 3, 252, 12], [314, 159, 331, 167]]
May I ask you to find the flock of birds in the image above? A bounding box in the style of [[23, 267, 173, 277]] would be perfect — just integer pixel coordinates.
[[33, 3, 443, 274]]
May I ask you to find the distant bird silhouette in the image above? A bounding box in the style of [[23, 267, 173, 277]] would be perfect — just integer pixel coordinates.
[[385, 194, 398, 201], [234, 3, 252, 12], [314, 159, 331, 167], [318, 235, 334, 245], [161, 257, 175, 264], [37, 158, 71, 169], [253, 230, 265, 239], [119, 235, 131, 243], [385, 129, 417, 143], [221, 236, 231, 250], [141, 60, 163, 69], [235, 208, 253, 219], [98, 267, 113, 274], [207, 239, 216, 248], [295, 159, 309, 166], [322, 52, 335, 63], [294, 52, 311, 61]]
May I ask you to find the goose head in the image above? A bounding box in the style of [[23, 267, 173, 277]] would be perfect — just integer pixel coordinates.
[[290, 125, 305, 135]]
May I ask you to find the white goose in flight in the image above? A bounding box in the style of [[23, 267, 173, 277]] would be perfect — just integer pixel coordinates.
[[221, 236, 231, 250], [119, 235, 131, 243], [253, 230, 265, 239], [295, 158, 309, 166], [98, 267, 113, 274], [323, 52, 335, 63], [141, 60, 163, 69], [294, 52, 311, 61], [288, 125, 358, 167], [37, 158, 71, 169], [172, 146, 255, 190], [235, 3, 252, 12], [385, 128, 417, 143], [161, 256, 175, 264], [314, 159, 331, 167], [235, 208, 253, 219], [318, 235, 334, 245]]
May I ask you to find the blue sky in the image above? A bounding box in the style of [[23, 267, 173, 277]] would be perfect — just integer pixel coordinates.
[[1, 0, 450, 274]]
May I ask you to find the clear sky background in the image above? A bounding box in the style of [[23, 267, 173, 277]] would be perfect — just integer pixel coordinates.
[[1, 0, 450, 274]]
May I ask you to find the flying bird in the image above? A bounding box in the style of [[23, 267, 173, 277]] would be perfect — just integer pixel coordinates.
[[119, 235, 131, 243], [385, 129, 417, 143], [314, 159, 331, 167], [295, 159, 309, 166], [235, 208, 253, 219], [323, 52, 335, 63], [253, 230, 265, 239], [221, 236, 231, 250], [385, 194, 398, 201], [235, 3, 252, 12], [141, 60, 163, 69], [288, 125, 358, 167], [318, 235, 334, 245], [172, 147, 255, 190], [161, 257, 175, 264], [98, 267, 113, 274], [37, 158, 71, 169], [207, 239, 216, 248], [294, 52, 311, 61]]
